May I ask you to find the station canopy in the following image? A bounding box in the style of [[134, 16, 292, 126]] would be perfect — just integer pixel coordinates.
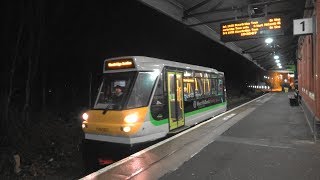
[[138, 0, 307, 71]]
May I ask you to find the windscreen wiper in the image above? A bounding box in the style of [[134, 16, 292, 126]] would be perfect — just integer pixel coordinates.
[[102, 104, 111, 115]]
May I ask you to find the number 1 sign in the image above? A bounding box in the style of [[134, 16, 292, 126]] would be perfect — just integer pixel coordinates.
[[293, 18, 314, 35]]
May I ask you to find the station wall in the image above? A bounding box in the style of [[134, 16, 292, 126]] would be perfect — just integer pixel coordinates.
[[297, 1, 320, 122]]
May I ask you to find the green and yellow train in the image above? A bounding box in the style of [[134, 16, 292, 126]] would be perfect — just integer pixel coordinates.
[[82, 56, 226, 145]]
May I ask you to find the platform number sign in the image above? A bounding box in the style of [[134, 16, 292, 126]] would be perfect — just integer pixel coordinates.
[[293, 18, 313, 35]]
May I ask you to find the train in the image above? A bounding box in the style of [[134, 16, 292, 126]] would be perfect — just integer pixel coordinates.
[[81, 56, 227, 146]]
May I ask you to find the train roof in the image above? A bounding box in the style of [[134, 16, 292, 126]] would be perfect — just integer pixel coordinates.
[[103, 56, 224, 75]]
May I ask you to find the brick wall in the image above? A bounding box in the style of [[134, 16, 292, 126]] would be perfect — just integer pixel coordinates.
[[298, 2, 320, 121]]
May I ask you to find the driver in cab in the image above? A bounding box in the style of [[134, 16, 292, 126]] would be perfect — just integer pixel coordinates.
[[112, 85, 124, 103]]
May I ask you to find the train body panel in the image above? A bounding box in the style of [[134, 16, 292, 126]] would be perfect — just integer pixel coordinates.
[[83, 107, 148, 136]]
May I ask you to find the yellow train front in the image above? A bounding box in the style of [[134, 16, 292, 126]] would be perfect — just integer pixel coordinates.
[[82, 56, 227, 147]]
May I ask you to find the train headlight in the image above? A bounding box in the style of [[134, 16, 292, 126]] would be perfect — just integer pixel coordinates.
[[122, 126, 131, 132], [82, 123, 87, 129], [124, 113, 138, 123], [82, 113, 89, 121]]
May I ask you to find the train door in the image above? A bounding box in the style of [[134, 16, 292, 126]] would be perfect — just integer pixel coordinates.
[[167, 71, 185, 130]]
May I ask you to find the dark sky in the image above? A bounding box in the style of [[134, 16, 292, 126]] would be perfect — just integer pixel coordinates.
[[46, 0, 262, 83], [2, 0, 263, 107]]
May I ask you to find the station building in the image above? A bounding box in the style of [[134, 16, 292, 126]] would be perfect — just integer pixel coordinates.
[[297, 0, 320, 128]]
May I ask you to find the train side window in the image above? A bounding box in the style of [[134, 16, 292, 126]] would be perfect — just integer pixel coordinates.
[[211, 78, 218, 96], [218, 78, 224, 95], [202, 78, 211, 97], [194, 78, 203, 99], [183, 78, 195, 101], [151, 72, 168, 120], [194, 72, 203, 78]]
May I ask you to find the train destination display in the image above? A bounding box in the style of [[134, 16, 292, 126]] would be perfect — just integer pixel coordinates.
[[221, 17, 283, 42]]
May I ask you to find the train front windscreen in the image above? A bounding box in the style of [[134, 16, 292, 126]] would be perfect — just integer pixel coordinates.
[[95, 71, 158, 110]]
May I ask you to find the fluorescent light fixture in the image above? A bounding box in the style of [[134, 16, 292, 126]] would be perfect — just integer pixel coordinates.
[[274, 55, 279, 60], [275, 59, 280, 63], [265, 38, 273, 44]]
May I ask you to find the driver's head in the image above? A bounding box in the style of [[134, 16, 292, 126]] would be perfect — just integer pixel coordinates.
[[114, 85, 123, 95]]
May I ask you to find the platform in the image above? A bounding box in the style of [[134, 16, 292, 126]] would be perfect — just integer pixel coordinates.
[[82, 92, 320, 180]]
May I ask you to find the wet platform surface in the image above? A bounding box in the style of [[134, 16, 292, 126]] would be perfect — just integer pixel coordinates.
[[82, 93, 320, 180]]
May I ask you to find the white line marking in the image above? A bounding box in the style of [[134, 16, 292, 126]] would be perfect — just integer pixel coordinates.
[[81, 93, 270, 179], [223, 113, 236, 121]]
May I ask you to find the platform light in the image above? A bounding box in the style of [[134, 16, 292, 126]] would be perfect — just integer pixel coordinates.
[[277, 63, 281, 66], [274, 55, 279, 60], [275, 59, 280, 63], [265, 38, 273, 44], [279, 65, 282, 69]]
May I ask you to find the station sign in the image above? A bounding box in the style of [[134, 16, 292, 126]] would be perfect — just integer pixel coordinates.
[[293, 18, 313, 35], [220, 17, 283, 42]]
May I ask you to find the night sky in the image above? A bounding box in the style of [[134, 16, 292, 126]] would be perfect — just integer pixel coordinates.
[[2, 0, 263, 109]]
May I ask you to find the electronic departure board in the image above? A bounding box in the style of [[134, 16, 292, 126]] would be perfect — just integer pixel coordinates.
[[220, 17, 283, 42]]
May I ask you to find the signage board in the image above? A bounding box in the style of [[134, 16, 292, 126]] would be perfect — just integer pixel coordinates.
[[293, 18, 313, 35], [105, 59, 135, 71], [220, 17, 283, 42]]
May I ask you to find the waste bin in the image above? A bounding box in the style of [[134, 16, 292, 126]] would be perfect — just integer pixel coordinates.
[[289, 96, 298, 106]]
